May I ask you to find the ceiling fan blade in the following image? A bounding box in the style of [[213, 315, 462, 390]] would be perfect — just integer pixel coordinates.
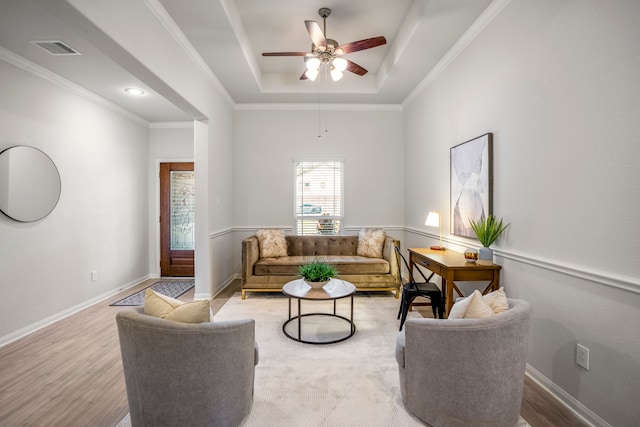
[[337, 36, 386, 55], [305, 20, 327, 50], [345, 59, 368, 76], [299, 71, 309, 80], [262, 52, 310, 57]]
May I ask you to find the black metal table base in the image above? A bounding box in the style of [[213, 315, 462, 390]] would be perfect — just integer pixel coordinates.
[[283, 295, 355, 345]]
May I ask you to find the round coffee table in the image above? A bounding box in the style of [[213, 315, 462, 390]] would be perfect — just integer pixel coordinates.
[[282, 278, 356, 345]]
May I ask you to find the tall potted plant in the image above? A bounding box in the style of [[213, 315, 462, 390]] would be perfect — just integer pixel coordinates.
[[298, 259, 337, 289], [469, 215, 510, 264]]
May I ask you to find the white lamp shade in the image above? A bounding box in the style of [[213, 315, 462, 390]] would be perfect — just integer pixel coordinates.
[[305, 69, 319, 81], [330, 67, 343, 81], [425, 211, 440, 227], [305, 57, 321, 71], [332, 57, 348, 71]]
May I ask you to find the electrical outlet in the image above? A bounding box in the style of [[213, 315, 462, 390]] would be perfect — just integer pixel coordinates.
[[576, 343, 590, 370], [91, 271, 98, 282]]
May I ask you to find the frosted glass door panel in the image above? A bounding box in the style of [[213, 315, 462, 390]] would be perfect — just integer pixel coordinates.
[[170, 171, 195, 250]]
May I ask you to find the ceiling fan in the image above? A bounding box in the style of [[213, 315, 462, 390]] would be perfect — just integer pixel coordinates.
[[261, 7, 387, 82]]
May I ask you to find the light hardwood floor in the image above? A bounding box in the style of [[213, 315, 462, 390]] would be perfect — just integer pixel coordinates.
[[0, 280, 588, 427]]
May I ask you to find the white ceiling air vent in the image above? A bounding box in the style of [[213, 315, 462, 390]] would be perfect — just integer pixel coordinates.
[[31, 40, 81, 56]]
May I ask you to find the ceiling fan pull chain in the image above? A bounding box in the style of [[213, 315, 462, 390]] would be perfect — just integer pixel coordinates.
[[324, 102, 328, 134], [318, 92, 322, 138]]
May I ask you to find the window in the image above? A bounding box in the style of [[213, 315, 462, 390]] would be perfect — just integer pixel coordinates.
[[294, 160, 343, 235]]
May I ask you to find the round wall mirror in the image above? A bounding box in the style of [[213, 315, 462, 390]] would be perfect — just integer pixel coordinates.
[[0, 145, 61, 222]]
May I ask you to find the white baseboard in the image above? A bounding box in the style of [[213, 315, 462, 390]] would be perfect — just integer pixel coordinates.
[[194, 273, 240, 300], [0, 275, 150, 348], [525, 365, 609, 427]]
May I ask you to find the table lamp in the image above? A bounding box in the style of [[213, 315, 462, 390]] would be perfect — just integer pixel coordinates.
[[425, 211, 445, 250]]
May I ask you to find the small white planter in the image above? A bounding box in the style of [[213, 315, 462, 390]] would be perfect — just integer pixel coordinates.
[[304, 279, 330, 289]]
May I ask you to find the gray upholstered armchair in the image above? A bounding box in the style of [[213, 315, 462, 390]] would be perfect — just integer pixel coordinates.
[[395, 298, 531, 427], [116, 307, 259, 427]]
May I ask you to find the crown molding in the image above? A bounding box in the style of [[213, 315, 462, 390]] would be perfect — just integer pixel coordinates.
[[403, 0, 512, 106], [149, 121, 194, 129], [0, 47, 149, 127], [143, 0, 235, 107], [234, 103, 402, 111]]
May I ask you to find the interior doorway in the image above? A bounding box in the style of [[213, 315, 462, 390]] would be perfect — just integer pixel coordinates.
[[160, 162, 195, 277]]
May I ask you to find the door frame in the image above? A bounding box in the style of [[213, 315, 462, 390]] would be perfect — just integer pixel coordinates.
[[154, 159, 194, 278], [160, 162, 195, 277]]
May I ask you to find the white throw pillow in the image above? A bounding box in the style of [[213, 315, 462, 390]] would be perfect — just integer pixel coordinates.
[[256, 229, 288, 258], [356, 228, 386, 258], [483, 287, 509, 313], [448, 292, 474, 319], [448, 290, 495, 319]]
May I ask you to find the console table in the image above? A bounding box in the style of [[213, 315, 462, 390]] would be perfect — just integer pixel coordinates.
[[408, 248, 502, 318]]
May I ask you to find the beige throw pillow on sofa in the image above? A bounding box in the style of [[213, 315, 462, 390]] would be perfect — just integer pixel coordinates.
[[144, 288, 211, 323], [356, 228, 387, 258], [256, 229, 288, 258]]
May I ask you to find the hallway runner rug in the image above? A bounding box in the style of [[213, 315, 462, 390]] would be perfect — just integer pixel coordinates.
[[110, 280, 194, 306]]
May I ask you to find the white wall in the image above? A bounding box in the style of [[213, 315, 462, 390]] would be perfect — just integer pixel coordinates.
[[148, 125, 194, 277], [403, 1, 640, 425], [0, 58, 150, 342], [232, 107, 404, 229], [57, 0, 236, 298], [231, 106, 405, 281]]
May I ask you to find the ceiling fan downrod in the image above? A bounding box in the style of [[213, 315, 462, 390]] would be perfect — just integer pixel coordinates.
[[319, 7, 331, 37]]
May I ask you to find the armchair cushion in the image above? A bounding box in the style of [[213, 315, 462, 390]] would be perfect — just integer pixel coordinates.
[[143, 288, 211, 323], [356, 228, 386, 258], [256, 228, 288, 258]]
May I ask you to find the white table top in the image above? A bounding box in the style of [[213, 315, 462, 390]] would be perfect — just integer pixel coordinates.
[[282, 278, 356, 300]]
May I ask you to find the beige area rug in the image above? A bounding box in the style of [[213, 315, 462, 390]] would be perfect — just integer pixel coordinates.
[[117, 292, 531, 427]]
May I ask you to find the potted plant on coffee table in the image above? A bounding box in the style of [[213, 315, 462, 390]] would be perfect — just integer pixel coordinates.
[[298, 259, 337, 289], [469, 215, 510, 264]]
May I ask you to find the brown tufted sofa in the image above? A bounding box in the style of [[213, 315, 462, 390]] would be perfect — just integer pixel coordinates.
[[241, 234, 401, 299]]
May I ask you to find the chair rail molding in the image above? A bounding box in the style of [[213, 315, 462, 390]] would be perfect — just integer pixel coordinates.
[[404, 227, 640, 295]]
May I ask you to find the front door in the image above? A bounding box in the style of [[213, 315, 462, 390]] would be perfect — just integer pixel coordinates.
[[160, 162, 195, 277]]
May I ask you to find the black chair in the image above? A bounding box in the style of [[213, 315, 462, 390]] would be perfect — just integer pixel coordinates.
[[394, 246, 443, 330]]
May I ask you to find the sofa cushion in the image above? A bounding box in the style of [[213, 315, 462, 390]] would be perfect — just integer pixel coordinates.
[[286, 235, 359, 256], [356, 228, 387, 258], [254, 255, 390, 276], [256, 229, 288, 258], [143, 288, 211, 323]]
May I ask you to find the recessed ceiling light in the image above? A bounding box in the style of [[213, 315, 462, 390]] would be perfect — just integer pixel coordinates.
[[124, 88, 145, 96]]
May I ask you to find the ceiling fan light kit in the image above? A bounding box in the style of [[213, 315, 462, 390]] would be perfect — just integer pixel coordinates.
[[262, 7, 387, 82]]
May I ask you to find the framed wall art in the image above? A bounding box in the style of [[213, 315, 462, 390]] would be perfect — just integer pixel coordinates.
[[450, 133, 493, 238]]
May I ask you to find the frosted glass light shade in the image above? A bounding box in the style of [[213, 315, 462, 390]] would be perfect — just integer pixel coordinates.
[[332, 57, 348, 71], [305, 57, 321, 71], [305, 69, 319, 81], [330, 67, 343, 81]]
